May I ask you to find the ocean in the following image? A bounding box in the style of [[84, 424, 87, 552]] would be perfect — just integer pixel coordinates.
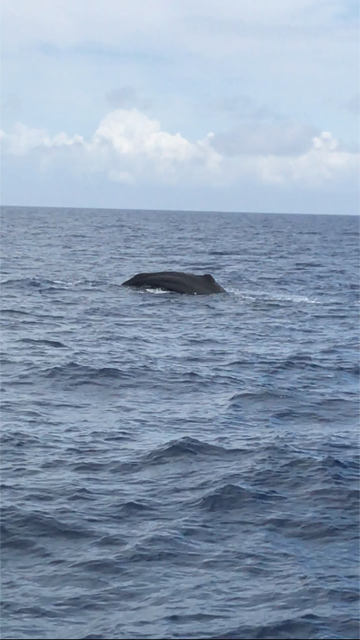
[[1, 206, 359, 640]]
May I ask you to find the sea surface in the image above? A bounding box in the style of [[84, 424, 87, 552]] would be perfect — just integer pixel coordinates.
[[1, 206, 359, 640]]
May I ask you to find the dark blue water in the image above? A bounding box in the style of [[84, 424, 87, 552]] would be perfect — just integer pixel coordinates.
[[1, 207, 359, 640]]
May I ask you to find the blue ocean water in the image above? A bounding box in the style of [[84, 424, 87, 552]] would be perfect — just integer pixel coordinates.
[[1, 206, 359, 640]]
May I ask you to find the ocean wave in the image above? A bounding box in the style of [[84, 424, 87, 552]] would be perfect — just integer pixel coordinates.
[[196, 483, 280, 512], [211, 612, 359, 639], [1, 506, 94, 542], [1, 277, 103, 289], [294, 261, 324, 268], [20, 338, 68, 348], [1, 430, 41, 446], [1, 308, 32, 316], [227, 288, 319, 304], [41, 362, 137, 384], [228, 389, 291, 407], [126, 531, 200, 564], [143, 437, 244, 465]]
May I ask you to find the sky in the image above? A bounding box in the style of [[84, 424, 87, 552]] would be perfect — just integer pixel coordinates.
[[1, 0, 359, 214]]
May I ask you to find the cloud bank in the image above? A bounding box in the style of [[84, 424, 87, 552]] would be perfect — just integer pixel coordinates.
[[1, 109, 358, 193]]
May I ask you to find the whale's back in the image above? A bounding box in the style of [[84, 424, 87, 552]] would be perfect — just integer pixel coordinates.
[[122, 271, 225, 295]]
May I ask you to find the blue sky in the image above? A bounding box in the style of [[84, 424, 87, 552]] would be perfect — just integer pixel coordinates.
[[1, 0, 359, 214]]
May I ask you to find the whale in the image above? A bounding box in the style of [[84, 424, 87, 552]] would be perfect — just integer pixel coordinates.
[[122, 271, 226, 295]]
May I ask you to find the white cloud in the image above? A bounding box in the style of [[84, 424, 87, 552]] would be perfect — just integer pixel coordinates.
[[1, 122, 85, 155], [1, 110, 358, 191], [1, 109, 221, 184], [92, 109, 221, 182], [254, 132, 359, 187]]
